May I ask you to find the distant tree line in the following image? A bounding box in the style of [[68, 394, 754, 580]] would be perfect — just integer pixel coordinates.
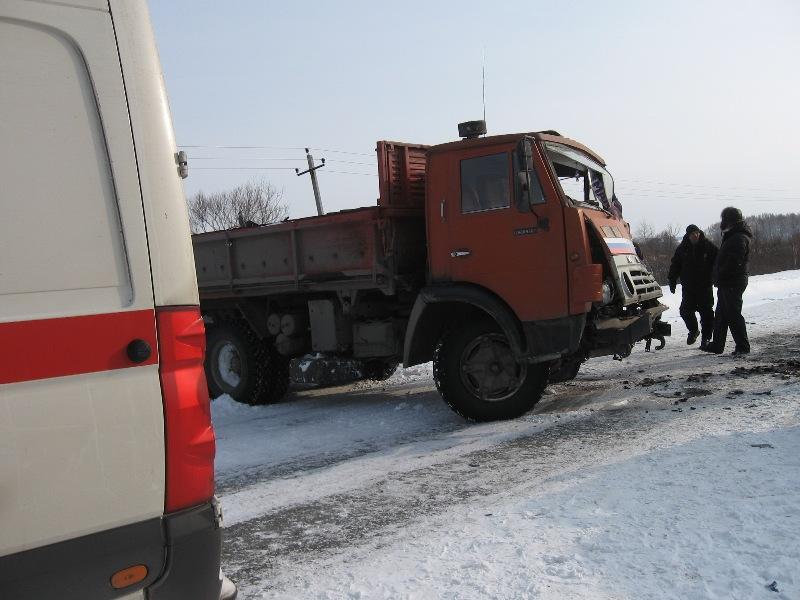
[[187, 179, 288, 234], [634, 212, 800, 284]]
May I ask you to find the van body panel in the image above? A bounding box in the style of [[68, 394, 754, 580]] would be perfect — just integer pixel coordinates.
[[108, 0, 200, 308], [0, 366, 166, 555], [0, 0, 164, 557], [43, 0, 109, 11], [0, 4, 154, 323]]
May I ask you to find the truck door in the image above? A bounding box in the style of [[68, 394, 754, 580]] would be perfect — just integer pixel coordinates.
[[428, 138, 568, 322], [0, 0, 165, 559]]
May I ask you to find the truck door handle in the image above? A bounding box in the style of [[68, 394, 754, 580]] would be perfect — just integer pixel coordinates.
[[450, 250, 472, 258], [126, 339, 152, 363]]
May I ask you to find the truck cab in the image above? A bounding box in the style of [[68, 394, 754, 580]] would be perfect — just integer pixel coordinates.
[[405, 126, 668, 420]]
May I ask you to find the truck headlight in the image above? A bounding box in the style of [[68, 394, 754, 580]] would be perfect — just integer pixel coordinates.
[[601, 280, 614, 305]]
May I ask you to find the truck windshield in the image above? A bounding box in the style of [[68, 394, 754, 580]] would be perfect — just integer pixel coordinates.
[[544, 142, 614, 212]]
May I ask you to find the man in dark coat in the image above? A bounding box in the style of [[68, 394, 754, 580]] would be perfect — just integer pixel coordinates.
[[668, 224, 718, 346], [701, 207, 753, 355]]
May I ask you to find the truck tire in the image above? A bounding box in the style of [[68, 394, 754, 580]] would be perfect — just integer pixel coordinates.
[[205, 321, 290, 405], [361, 360, 399, 381], [433, 319, 547, 422], [548, 355, 583, 383]]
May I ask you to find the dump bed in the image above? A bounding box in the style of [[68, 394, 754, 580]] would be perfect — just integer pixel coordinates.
[[193, 141, 429, 300]]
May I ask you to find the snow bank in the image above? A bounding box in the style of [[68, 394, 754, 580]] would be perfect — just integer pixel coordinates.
[[211, 394, 260, 426], [664, 268, 800, 329], [386, 361, 434, 386]]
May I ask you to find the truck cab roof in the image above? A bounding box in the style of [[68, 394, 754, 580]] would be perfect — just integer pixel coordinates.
[[428, 131, 606, 167]]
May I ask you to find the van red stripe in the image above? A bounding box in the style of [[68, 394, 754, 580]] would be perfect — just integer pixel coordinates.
[[0, 310, 158, 384]]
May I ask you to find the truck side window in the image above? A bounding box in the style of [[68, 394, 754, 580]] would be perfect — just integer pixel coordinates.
[[460, 153, 510, 213]]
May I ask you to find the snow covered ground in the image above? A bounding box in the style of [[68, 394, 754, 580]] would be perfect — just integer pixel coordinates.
[[213, 271, 800, 599]]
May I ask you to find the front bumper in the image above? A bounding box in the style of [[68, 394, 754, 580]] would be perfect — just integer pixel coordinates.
[[587, 303, 669, 358]]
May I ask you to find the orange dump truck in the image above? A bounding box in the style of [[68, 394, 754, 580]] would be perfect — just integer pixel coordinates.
[[192, 122, 669, 421]]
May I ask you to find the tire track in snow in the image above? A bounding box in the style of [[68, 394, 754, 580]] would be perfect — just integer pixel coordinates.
[[222, 407, 656, 589]]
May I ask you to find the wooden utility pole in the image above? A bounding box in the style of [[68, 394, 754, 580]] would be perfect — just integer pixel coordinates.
[[295, 148, 325, 215]]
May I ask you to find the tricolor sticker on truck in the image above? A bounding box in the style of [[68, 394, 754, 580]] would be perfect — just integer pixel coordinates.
[[603, 237, 637, 255]]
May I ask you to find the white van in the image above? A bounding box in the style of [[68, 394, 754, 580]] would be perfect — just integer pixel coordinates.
[[0, 1, 234, 598]]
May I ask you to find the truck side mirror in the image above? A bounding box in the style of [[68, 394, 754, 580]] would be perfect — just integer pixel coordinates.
[[517, 171, 530, 193], [515, 139, 546, 211]]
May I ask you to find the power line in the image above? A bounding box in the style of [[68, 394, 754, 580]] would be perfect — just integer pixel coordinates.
[[191, 167, 377, 176], [190, 157, 303, 161], [617, 178, 792, 194], [312, 148, 373, 157], [326, 159, 374, 166], [179, 144, 373, 157], [325, 170, 378, 177], [180, 144, 305, 150], [187, 156, 375, 166], [619, 188, 796, 201], [192, 167, 298, 171]]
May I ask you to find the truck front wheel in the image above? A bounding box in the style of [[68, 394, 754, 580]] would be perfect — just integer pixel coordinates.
[[548, 354, 583, 383], [205, 321, 290, 405], [433, 319, 547, 421]]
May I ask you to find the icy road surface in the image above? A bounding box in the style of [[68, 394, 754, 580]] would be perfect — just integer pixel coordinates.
[[213, 271, 800, 599]]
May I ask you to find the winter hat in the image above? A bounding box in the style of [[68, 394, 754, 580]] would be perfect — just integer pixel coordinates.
[[685, 224, 701, 234], [720, 206, 743, 228]]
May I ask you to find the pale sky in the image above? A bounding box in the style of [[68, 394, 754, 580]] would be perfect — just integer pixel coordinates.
[[149, 0, 800, 234]]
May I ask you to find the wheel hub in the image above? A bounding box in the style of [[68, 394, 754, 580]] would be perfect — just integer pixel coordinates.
[[217, 342, 242, 388], [459, 333, 526, 402]]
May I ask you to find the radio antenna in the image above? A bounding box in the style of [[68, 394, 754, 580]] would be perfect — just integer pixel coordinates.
[[481, 46, 486, 125]]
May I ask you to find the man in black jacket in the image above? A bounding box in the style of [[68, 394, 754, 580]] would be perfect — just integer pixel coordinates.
[[702, 207, 753, 355], [668, 224, 718, 346]]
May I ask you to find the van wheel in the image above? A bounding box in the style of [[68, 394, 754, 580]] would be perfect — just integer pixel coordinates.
[[433, 319, 548, 421], [205, 321, 290, 405], [361, 360, 399, 381]]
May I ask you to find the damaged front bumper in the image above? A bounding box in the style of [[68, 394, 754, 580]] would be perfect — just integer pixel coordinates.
[[588, 303, 670, 358]]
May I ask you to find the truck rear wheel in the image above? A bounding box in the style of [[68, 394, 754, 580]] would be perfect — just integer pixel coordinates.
[[433, 319, 547, 422], [205, 321, 290, 405]]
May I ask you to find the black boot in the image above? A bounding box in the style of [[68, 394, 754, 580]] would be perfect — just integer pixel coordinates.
[[731, 347, 750, 356], [687, 330, 700, 345], [700, 343, 723, 354]]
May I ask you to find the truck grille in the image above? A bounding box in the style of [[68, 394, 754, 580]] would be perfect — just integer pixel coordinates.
[[621, 268, 661, 299]]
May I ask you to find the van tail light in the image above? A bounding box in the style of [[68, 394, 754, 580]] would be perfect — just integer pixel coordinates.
[[156, 306, 215, 513]]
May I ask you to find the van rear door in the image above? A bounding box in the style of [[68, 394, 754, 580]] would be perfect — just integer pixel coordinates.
[[0, 0, 165, 560]]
